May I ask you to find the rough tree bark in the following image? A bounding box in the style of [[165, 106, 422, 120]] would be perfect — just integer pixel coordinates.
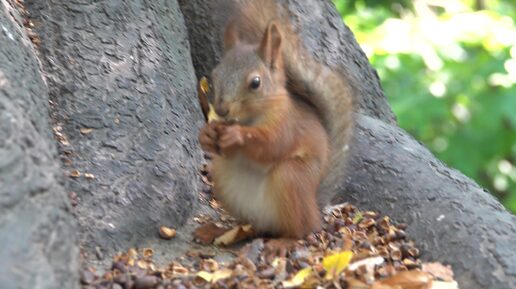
[[178, 0, 516, 288], [24, 0, 206, 267], [0, 1, 79, 288]]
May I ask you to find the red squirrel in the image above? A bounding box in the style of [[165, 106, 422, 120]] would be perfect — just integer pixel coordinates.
[[198, 0, 353, 238]]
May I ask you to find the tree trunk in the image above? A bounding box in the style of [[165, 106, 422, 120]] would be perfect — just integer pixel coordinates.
[[0, 1, 78, 288], [1, 0, 515, 288], [179, 1, 516, 288], [341, 114, 516, 289], [24, 0, 205, 266]]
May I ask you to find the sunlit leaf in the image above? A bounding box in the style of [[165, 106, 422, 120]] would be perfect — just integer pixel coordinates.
[[213, 224, 254, 246], [208, 103, 220, 122], [196, 271, 213, 282], [212, 269, 233, 282], [196, 268, 232, 283], [271, 257, 281, 267], [199, 76, 210, 94], [322, 250, 353, 279], [352, 211, 364, 224], [193, 222, 227, 245], [282, 267, 313, 288]]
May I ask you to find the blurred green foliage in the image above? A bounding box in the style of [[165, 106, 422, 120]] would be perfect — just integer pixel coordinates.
[[333, 0, 516, 213]]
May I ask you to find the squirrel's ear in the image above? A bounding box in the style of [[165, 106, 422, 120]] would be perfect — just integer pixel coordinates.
[[224, 20, 240, 51], [258, 21, 283, 70]]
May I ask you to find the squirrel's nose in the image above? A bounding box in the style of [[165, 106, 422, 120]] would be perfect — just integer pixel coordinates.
[[215, 103, 230, 117]]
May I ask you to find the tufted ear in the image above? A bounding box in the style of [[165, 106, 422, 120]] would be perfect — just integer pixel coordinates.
[[258, 21, 283, 70], [223, 20, 240, 51]]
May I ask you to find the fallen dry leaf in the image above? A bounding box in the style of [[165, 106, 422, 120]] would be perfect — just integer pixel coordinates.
[[193, 222, 227, 245], [211, 268, 233, 282], [199, 76, 209, 94], [196, 268, 233, 283], [198, 76, 211, 122], [81, 203, 459, 289], [323, 250, 353, 280], [198, 77, 220, 123], [352, 211, 364, 224], [281, 267, 313, 288], [207, 104, 220, 122], [214, 224, 254, 246]]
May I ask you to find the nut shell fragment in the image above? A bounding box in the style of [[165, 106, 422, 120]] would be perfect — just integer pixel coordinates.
[[159, 226, 176, 240], [77, 202, 457, 289], [69, 169, 81, 178], [80, 128, 93, 134]]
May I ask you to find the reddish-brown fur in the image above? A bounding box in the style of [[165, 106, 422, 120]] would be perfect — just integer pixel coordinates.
[[199, 19, 329, 238]]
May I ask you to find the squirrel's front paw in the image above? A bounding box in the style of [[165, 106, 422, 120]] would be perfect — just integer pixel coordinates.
[[218, 125, 244, 155], [199, 122, 220, 154]]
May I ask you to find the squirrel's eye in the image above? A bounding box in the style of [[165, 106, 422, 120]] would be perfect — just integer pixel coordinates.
[[249, 76, 261, 90]]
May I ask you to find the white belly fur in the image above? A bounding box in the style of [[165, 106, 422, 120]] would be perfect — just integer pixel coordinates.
[[213, 155, 281, 234]]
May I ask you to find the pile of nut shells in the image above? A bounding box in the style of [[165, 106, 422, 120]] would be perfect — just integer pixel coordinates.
[[80, 203, 457, 289]]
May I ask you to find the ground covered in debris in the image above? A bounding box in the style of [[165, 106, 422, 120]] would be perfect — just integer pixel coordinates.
[[80, 199, 458, 289]]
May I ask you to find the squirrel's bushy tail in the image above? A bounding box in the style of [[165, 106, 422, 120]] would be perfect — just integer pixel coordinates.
[[228, 0, 354, 205]]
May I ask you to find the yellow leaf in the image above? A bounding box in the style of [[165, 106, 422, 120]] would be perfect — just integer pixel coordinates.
[[271, 257, 283, 268], [212, 269, 233, 282], [352, 212, 364, 224], [207, 103, 220, 122], [197, 269, 232, 283], [282, 267, 313, 288], [197, 271, 213, 282], [200, 77, 220, 122], [198, 76, 219, 122], [213, 224, 253, 246], [200, 76, 210, 94], [322, 251, 353, 280]]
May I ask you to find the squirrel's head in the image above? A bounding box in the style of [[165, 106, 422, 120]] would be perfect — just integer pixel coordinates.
[[211, 21, 288, 125]]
